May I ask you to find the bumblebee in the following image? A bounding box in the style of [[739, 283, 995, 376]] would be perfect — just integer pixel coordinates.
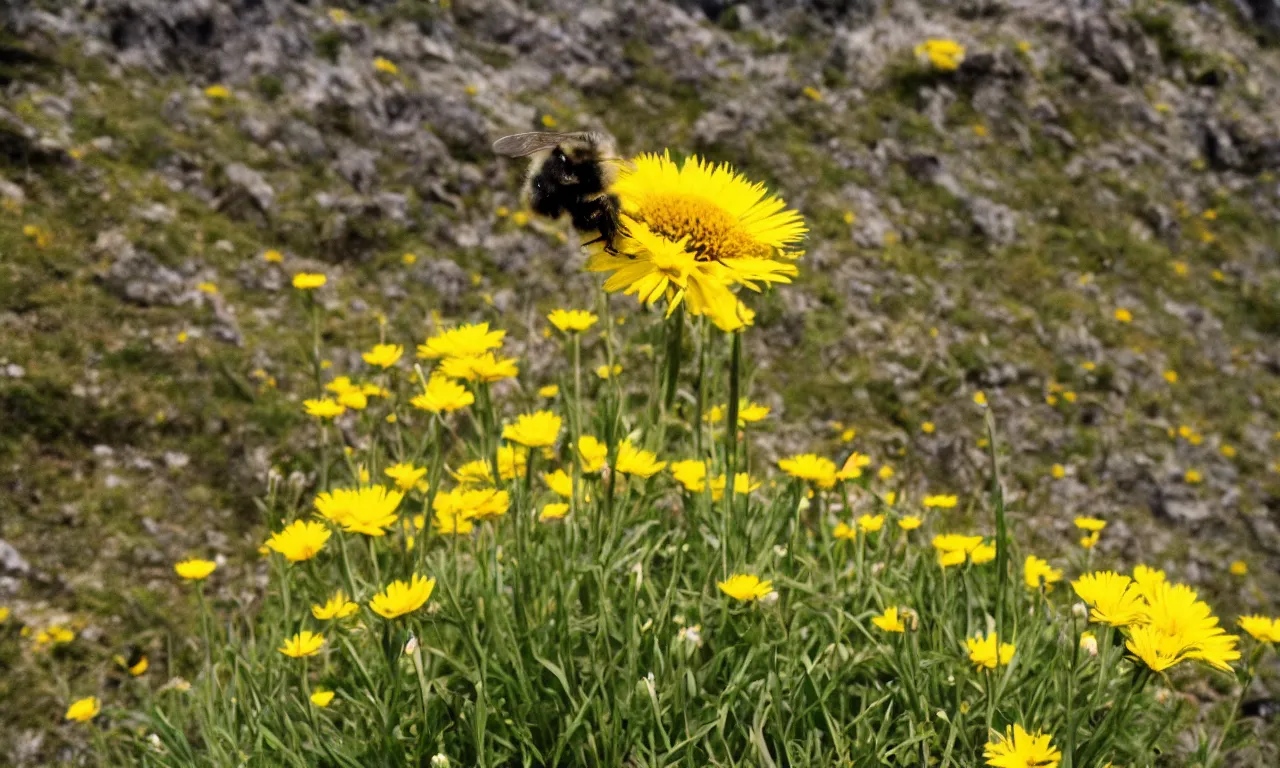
[[492, 131, 626, 251]]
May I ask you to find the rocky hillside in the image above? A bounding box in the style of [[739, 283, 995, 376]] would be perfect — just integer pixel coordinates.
[[3, 0, 1280, 762]]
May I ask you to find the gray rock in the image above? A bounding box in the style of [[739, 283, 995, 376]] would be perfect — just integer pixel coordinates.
[[337, 147, 379, 193], [968, 197, 1018, 245], [223, 163, 275, 213], [0, 540, 30, 574]]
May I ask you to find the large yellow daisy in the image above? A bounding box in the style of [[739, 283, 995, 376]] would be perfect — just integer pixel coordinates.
[[586, 152, 805, 327]]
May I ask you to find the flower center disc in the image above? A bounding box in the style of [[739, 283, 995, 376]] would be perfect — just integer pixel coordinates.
[[640, 193, 771, 262]]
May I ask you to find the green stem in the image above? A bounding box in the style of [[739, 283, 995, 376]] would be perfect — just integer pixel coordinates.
[[984, 410, 1009, 650], [722, 332, 741, 576]]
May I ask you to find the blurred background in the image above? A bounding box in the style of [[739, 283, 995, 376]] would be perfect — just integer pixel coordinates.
[[2, 0, 1280, 762]]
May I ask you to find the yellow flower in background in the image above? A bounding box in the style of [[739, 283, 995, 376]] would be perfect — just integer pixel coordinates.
[[310, 690, 335, 707], [717, 574, 773, 602], [548, 309, 599, 333], [615, 441, 666, 478], [292, 272, 327, 290], [1239, 616, 1280, 643], [938, 549, 967, 568], [65, 697, 101, 723], [279, 631, 325, 658], [0, 607, 9, 623], [1184, 469, 1202, 484], [872, 607, 906, 633], [337, 486, 403, 536], [983, 725, 1061, 768], [1163, 369, 1178, 384], [314, 488, 360, 527], [385, 462, 428, 492], [411, 375, 474, 413], [432, 504, 475, 535], [1051, 464, 1066, 479], [898, 515, 923, 531], [263, 249, 284, 263], [1024, 556, 1062, 591], [440, 352, 518, 383], [779, 454, 837, 488], [540, 503, 570, 521], [1072, 572, 1148, 627], [115, 655, 148, 676], [538, 384, 560, 398], [966, 633, 1015, 669], [595, 363, 623, 379], [923, 494, 957, 509], [174, 558, 217, 581], [369, 575, 436, 619], [932, 534, 983, 554], [973, 391, 987, 407], [914, 39, 966, 71], [204, 84, 231, 99], [1079, 531, 1101, 549], [362, 344, 404, 368], [35, 625, 75, 647], [265, 520, 330, 562], [921, 421, 935, 433], [417, 322, 506, 360], [337, 389, 369, 410], [303, 398, 346, 419], [877, 465, 894, 481], [1230, 560, 1248, 576], [670, 459, 708, 493], [373, 56, 398, 74], [312, 592, 359, 621], [197, 281, 218, 295], [503, 410, 562, 448], [435, 487, 509, 521], [833, 522, 856, 540], [1114, 307, 1133, 323], [858, 514, 885, 533], [569, 436, 605, 474], [1073, 517, 1107, 532], [543, 469, 575, 498], [970, 542, 997, 565], [837, 452, 871, 480]]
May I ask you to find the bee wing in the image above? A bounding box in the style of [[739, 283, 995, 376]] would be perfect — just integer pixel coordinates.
[[492, 132, 597, 157]]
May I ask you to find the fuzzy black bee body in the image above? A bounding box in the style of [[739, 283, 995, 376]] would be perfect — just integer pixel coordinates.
[[493, 132, 625, 251]]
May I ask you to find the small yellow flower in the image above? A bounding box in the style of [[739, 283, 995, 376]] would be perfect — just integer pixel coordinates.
[[311, 690, 336, 707], [836, 451, 871, 480], [1051, 464, 1066, 480], [174, 558, 217, 581], [972, 123, 988, 138], [1238, 616, 1280, 643], [385, 462, 428, 492], [871, 607, 906, 633], [1114, 308, 1133, 323], [65, 697, 101, 723], [717, 574, 773, 602], [1073, 517, 1107, 532], [973, 391, 987, 407], [578, 436, 608, 473], [1220, 444, 1237, 458], [204, 84, 231, 100], [547, 309, 599, 333], [970, 542, 997, 565], [923, 494, 957, 509], [615, 441, 666, 478], [595, 363, 623, 379], [1212, 269, 1226, 282], [898, 515, 923, 531], [312, 592, 359, 621], [938, 549, 967, 568], [292, 272, 327, 290], [1203, 209, 1218, 221], [369, 574, 436, 619], [362, 344, 404, 369], [857, 514, 885, 533], [921, 421, 935, 434], [373, 57, 398, 74], [279, 631, 325, 658], [833, 522, 856, 540], [540, 114, 558, 128], [842, 211, 856, 225], [177, 331, 189, 344], [265, 520, 331, 563], [34, 625, 75, 646], [1184, 469, 1203, 484], [327, 8, 348, 23], [440, 353, 518, 383], [1162, 369, 1178, 384], [411, 375, 474, 413], [779, 454, 837, 488], [1079, 531, 1101, 549], [417, 322, 505, 360], [0, 607, 9, 623], [966, 633, 1015, 669], [882, 490, 897, 506], [538, 384, 560, 398], [1024, 555, 1063, 591], [801, 85, 823, 102], [914, 39, 966, 71], [877, 464, 894, 481], [1062, 391, 1077, 403], [1081, 361, 1097, 371], [539, 503, 570, 521], [263, 249, 284, 263], [983, 725, 1061, 768], [1172, 261, 1188, 277], [301, 397, 345, 420], [1229, 560, 1248, 576], [337, 390, 368, 410], [512, 211, 530, 226], [543, 469, 575, 499], [502, 410, 562, 448], [197, 281, 218, 295]]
